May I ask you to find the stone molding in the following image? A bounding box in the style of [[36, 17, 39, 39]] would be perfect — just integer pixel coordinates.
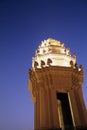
[[28, 65, 84, 102]]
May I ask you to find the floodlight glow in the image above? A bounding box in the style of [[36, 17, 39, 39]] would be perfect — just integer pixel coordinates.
[[32, 38, 76, 69]]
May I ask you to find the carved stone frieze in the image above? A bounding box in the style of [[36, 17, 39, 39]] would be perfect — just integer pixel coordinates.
[[72, 67, 84, 89], [28, 69, 39, 102], [72, 75, 79, 89]]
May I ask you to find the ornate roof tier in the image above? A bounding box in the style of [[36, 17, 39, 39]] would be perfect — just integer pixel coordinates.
[[32, 38, 76, 68]]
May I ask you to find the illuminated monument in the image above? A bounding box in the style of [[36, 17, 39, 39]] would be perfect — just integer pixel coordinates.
[[28, 38, 87, 130]]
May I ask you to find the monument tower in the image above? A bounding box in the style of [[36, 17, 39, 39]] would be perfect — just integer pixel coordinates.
[[28, 38, 87, 130]]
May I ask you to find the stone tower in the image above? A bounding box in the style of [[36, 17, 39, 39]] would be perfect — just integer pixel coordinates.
[[28, 38, 87, 130]]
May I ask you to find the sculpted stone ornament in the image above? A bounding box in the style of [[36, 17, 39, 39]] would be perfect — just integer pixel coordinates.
[[70, 60, 74, 67], [79, 64, 84, 73], [34, 61, 38, 69], [72, 75, 79, 89], [75, 63, 78, 68], [29, 69, 32, 79], [47, 58, 52, 66], [41, 60, 45, 67], [47, 38, 64, 47], [28, 69, 38, 103]]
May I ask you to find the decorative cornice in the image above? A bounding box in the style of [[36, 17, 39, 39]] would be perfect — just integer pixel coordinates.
[[28, 65, 84, 101]]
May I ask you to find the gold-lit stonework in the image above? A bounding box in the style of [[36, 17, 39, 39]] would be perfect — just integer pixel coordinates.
[[28, 38, 87, 130], [32, 38, 76, 68]]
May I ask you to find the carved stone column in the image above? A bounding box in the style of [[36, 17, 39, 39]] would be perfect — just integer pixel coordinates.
[[68, 90, 81, 126]]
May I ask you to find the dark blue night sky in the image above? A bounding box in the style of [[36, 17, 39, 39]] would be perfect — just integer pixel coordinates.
[[0, 0, 87, 129]]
